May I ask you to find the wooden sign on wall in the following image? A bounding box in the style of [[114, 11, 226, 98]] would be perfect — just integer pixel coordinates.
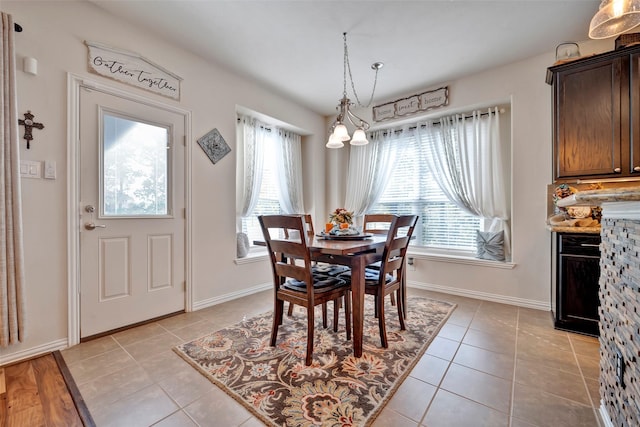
[[85, 41, 182, 100], [373, 86, 448, 122]]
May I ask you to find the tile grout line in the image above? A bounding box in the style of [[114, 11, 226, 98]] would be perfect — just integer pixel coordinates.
[[113, 319, 213, 427], [105, 323, 193, 426], [417, 301, 480, 426], [64, 336, 133, 386], [567, 335, 605, 426], [141, 317, 253, 427]]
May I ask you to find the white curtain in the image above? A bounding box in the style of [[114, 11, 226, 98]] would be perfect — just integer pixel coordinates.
[[1, 12, 26, 347], [344, 129, 398, 217], [235, 115, 267, 230], [418, 108, 510, 255], [274, 129, 304, 214]]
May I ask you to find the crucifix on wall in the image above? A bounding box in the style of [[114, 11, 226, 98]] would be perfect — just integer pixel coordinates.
[[18, 110, 44, 149]]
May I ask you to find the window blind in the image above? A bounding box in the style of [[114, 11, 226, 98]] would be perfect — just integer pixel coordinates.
[[369, 131, 480, 251]]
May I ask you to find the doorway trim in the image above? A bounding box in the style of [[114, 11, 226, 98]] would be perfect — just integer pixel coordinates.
[[67, 73, 192, 346]]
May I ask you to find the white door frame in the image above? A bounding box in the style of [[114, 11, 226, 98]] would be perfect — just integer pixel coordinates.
[[66, 73, 192, 346]]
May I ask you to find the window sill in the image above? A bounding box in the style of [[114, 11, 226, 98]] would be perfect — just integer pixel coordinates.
[[234, 248, 268, 265], [407, 249, 515, 269]]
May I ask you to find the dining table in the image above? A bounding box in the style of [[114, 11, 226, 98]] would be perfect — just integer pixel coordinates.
[[307, 234, 387, 358], [255, 232, 388, 358]]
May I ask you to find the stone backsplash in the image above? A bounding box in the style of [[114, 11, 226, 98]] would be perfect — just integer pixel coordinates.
[[599, 218, 640, 426]]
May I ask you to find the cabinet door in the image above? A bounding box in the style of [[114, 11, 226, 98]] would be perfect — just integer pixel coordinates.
[[628, 53, 640, 175], [554, 57, 623, 180], [558, 254, 600, 335]]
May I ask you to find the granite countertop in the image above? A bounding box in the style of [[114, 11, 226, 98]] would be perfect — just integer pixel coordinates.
[[556, 186, 640, 207], [546, 225, 601, 234]]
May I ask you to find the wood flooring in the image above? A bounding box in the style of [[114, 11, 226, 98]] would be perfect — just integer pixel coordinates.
[[0, 352, 92, 426]]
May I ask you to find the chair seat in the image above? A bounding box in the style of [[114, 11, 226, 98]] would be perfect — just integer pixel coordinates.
[[311, 263, 350, 277], [361, 261, 397, 305], [283, 274, 347, 293], [366, 260, 382, 270], [338, 268, 392, 286]]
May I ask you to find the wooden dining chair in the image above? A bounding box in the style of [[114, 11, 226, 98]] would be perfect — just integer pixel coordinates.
[[259, 214, 352, 366], [284, 214, 349, 328], [363, 213, 395, 236], [285, 214, 316, 318], [362, 214, 397, 306], [339, 214, 418, 348]]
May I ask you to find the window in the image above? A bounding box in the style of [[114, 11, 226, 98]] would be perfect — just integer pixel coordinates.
[[236, 113, 304, 248], [368, 131, 480, 252], [240, 134, 282, 244], [366, 107, 511, 257]]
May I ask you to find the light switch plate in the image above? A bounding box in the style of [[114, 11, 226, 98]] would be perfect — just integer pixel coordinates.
[[20, 160, 41, 178], [44, 160, 56, 179]]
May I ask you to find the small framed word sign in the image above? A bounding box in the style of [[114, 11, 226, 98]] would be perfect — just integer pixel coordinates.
[[373, 86, 449, 122], [85, 41, 182, 100]]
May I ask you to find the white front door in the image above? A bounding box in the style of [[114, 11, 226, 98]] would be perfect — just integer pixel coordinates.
[[79, 86, 186, 338]]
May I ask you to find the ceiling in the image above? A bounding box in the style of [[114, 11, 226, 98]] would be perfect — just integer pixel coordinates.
[[87, 0, 601, 116]]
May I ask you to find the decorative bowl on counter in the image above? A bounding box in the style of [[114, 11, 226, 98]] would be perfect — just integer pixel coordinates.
[[566, 206, 592, 219]]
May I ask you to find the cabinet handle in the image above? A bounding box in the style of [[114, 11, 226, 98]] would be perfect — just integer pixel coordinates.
[[580, 243, 600, 247], [614, 167, 622, 173], [634, 166, 640, 172]]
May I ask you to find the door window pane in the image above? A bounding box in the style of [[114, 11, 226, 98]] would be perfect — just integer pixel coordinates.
[[102, 113, 170, 216]]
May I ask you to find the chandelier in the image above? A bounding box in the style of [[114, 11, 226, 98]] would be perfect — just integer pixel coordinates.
[[589, 0, 640, 39], [326, 33, 383, 149]]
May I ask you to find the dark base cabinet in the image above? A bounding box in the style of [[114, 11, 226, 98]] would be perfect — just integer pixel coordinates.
[[554, 233, 601, 336]]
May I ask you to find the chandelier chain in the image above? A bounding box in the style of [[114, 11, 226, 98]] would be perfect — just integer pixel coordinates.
[[343, 33, 379, 108]]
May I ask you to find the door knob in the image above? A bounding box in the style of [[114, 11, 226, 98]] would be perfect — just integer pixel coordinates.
[[634, 166, 640, 172], [614, 167, 622, 173], [85, 222, 107, 230]]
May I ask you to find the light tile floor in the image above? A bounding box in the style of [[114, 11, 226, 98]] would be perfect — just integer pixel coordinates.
[[61, 289, 603, 427]]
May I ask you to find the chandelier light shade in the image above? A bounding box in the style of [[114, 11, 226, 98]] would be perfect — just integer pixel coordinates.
[[326, 33, 383, 149], [589, 0, 640, 39], [326, 133, 345, 149], [350, 128, 368, 145], [333, 123, 350, 141]]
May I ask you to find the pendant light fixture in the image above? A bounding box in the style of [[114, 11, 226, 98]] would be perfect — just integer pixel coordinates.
[[589, 0, 640, 39], [326, 33, 383, 149]]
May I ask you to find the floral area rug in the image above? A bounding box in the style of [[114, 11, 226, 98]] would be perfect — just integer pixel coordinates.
[[174, 295, 456, 426]]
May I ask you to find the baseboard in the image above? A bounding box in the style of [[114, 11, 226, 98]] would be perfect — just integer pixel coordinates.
[[599, 402, 614, 427], [192, 282, 272, 311], [0, 338, 68, 367], [192, 280, 549, 313], [407, 280, 550, 311]]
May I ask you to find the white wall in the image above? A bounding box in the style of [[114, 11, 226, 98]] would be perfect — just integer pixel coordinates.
[[1, 0, 614, 364], [1, 0, 327, 364]]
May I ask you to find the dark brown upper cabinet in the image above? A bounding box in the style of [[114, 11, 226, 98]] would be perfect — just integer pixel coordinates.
[[547, 46, 640, 182]]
